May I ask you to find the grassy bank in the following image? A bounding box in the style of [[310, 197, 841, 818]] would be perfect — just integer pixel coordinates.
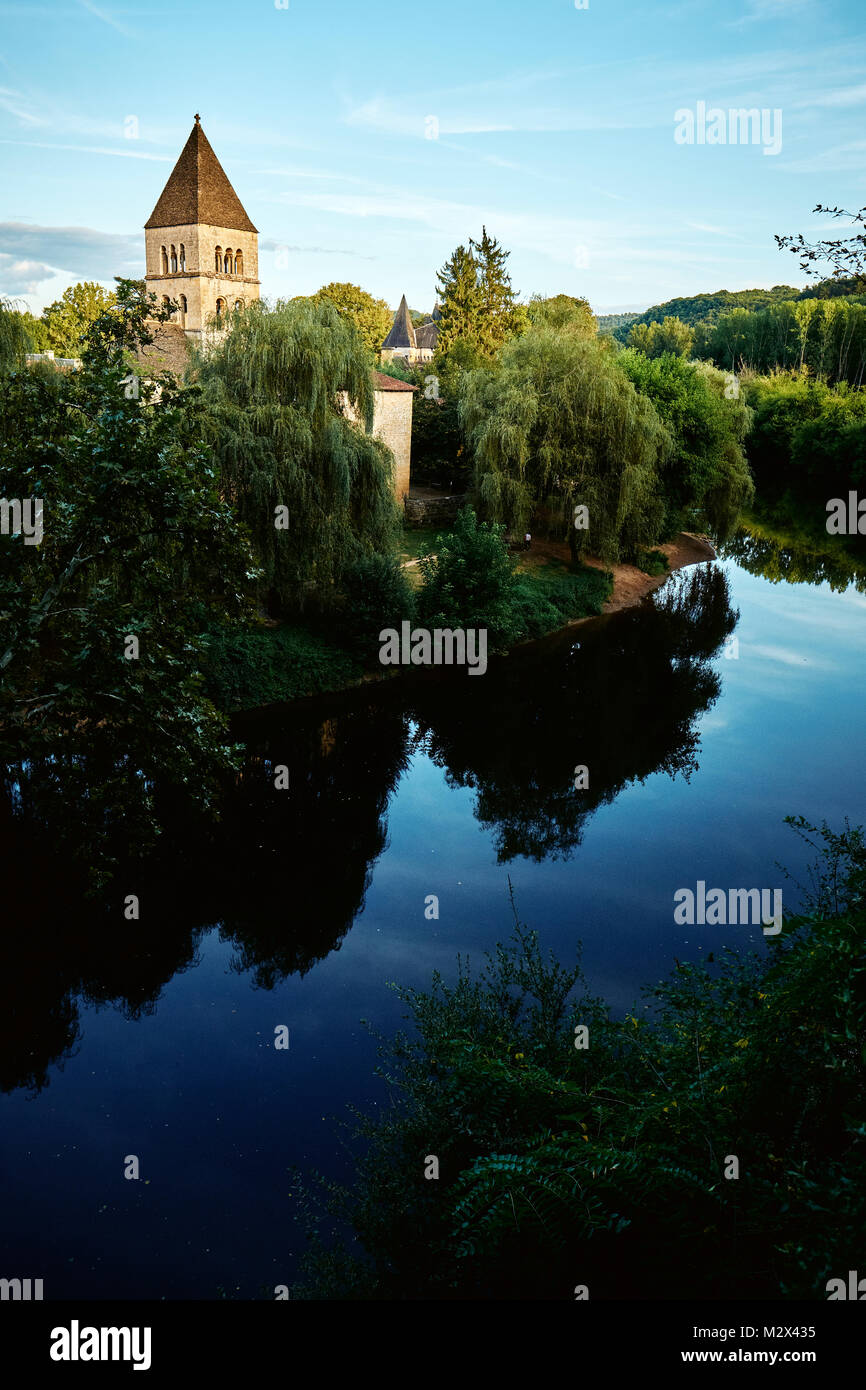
[[204, 534, 614, 715]]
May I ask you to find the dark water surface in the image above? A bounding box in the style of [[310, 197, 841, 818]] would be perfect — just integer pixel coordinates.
[[2, 549, 865, 1298]]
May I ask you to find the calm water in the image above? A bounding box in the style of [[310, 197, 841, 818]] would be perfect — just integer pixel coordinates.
[[2, 547, 865, 1298]]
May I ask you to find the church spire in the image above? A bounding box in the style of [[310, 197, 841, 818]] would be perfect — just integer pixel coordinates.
[[382, 294, 416, 350], [145, 117, 256, 233]]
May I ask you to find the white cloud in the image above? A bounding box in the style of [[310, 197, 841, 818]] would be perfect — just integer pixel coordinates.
[[0, 255, 57, 295]]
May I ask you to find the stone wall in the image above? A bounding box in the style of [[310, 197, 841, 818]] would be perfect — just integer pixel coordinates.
[[341, 386, 414, 501], [403, 492, 468, 528], [371, 390, 413, 499]]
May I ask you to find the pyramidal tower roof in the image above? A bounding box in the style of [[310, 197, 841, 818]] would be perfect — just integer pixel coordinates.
[[145, 115, 257, 233], [382, 294, 416, 350]]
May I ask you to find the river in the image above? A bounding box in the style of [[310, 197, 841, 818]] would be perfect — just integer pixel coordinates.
[[1, 540, 865, 1298]]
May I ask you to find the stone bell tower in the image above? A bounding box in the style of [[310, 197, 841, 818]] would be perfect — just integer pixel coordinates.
[[144, 114, 259, 340]]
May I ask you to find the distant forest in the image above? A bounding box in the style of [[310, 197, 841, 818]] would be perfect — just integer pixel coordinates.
[[613, 277, 866, 341]]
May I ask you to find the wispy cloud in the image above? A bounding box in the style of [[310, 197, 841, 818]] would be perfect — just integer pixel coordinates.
[[0, 138, 170, 161], [259, 236, 376, 261], [0, 86, 49, 127], [686, 220, 745, 239], [77, 0, 138, 39]]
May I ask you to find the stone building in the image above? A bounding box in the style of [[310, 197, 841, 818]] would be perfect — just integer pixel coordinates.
[[341, 371, 417, 500], [140, 116, 414, 498], [144, 114, 259, 340], [380, 294, 439, 365]]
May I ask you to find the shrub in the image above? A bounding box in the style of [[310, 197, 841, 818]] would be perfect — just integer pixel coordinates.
[[335, 553, 416, 663], [417, 506, 520, 647]]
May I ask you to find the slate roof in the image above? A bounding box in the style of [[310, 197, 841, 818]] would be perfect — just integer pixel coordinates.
[[371, 369, 417, 392], [145, 115, 257, 233], [414, 320, 439, 350], [382, 294, 416, 350]]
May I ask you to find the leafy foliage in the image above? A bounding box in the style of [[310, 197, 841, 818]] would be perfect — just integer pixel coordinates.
[[627, 315, 694, 358], [192, 298, 401, 609], [697, 298, 866, 386], [334, 552, 416, 664], [776, 204, 866, 292], [42, 280, 118, 357], [743, 372, 866, 493], [292, 820, 866, 1300], [0, 297, 48, 369], [460, 325, 671, 561], [202, 623, 361, 711], [308, 282, 393, 356], [614, 285, 803, 342], [416, 506, 519, 647], [0, 281, 255, 878], [618, 350, 754, 540]]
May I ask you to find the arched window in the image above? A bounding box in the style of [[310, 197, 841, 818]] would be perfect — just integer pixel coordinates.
[[234, 249, 243, 276], [170, 245, 177, 273], [162, 295, 170, 310], [224, 250, 233, 274], [215, 246, 222, 272], [160, 246, 168, 274], [215, 297, 226, 324], [180, 294, 188, 324], [234, 299, 243, 310], [179, 244, 186, 271]]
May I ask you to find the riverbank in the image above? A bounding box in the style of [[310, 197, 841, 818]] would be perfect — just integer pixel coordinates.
[[208, 531, 717, 716]]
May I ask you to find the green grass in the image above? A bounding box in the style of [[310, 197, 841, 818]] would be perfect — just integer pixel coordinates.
[[398, 526, 447, 562], [510, 561, 612, 639], [203, 623, 363, 713]]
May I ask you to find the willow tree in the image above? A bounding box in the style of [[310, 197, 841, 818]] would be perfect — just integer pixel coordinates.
[[459, 327, 671, 563], [0, 296, 37, 372], [193, 299, 401, 608]]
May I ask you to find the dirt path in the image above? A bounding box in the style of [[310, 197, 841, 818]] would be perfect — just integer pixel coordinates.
[[588, 532, 717, 613]]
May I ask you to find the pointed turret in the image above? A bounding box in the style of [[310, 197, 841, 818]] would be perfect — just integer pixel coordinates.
[[145, 115, 257, 234], [382, 294, 417, 351]]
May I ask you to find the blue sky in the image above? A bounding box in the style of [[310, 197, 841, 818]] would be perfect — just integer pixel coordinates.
[[1, 0, 864, 317]]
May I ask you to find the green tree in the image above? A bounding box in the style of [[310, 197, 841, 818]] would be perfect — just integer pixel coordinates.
[[528, 294, 597, 338], [42, 281, 117, 356], [627, 315, 694, 358], [193, 298, 401, 609], [619, 350, 754, 539], [417, 506, 518, 646], [469, 226, 522, 354], [0, 281, 255, 877], [0, 296, 43, 371], [460, 326, 671, 562], [309, 281, 393, 356], [434, 243, 484, 364]]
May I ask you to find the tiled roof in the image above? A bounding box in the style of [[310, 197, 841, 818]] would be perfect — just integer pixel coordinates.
[[136, 322, 194, 378], [145, 116, 257, 233], [372, 369, 417, 392], [382, 294, 416, 350]]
